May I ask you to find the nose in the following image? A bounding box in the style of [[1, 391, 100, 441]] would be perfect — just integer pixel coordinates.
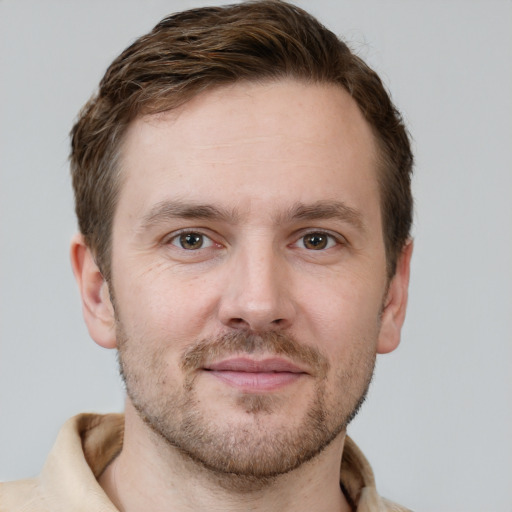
[[218, 242, 296, 332]]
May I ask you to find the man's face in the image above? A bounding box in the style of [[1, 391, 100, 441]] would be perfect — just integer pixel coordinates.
[[107, 80, 396, 478]]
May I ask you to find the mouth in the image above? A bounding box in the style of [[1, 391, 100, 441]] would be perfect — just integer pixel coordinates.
[[203, 357, 308, 392]]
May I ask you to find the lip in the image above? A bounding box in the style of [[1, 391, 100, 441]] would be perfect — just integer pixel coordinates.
[[203, 357, 308, 392], [206, 357, 306, 373]]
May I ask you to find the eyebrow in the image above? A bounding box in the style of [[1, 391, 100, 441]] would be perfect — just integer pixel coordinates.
[[279, 200, 365, 231], [139, 199, 364, 232], [139, 200, 239, 230]]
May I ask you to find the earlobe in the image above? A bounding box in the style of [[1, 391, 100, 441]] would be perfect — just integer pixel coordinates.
[[70, 234, 117, 349], [376, 240, 413, 354]]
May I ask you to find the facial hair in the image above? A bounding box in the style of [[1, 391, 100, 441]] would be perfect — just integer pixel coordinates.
[[117, 328, 375, 484]]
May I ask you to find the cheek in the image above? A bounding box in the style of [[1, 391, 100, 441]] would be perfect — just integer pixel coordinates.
[[296, 270, 384, 353], [113, 259, 221, 344]]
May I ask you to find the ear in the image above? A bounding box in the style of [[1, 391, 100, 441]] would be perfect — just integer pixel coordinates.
[[70, 233, 117, 349], [377, 240, 413, 354]]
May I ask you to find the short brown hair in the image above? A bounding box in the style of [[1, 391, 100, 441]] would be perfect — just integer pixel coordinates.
[[70, 0, 413, 281]]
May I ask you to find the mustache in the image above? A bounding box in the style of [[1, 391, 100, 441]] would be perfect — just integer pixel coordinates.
[[181, 331, 329, 378]]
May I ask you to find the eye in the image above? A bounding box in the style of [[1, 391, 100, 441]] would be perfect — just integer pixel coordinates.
[[296, 232, 338, 250], [170, 232, 213, 250]]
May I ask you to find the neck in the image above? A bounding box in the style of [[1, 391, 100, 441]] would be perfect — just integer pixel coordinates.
[[99, 402, 352, 512]]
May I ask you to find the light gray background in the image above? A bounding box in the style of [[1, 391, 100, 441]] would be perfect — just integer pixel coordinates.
[[1, 1, 511, 510]]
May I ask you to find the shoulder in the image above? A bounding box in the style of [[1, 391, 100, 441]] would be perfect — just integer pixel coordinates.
[[0, 413, 124, 511], [381, 496, 414, 511], [0, 478, 47, 511], [342, 437, 413, 512]]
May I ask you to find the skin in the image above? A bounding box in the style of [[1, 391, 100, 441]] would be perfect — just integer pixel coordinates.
[[71, 79, 412, 512]]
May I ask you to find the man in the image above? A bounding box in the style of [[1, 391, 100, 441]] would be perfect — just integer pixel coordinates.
[[0, 1, 413, 510]]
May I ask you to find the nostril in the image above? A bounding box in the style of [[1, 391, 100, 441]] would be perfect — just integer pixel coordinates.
[[227, 317, 286, 330], [229, 318, 250, 329]]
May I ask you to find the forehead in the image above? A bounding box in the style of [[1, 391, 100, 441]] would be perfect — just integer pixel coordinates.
[[117, 79, 380, 225]]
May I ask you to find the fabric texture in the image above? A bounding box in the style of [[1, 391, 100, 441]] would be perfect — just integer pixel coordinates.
[[0, 413, 411, 511]]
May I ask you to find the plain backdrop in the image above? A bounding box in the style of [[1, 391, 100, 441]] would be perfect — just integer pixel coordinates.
[[1, 1, 511, 511]]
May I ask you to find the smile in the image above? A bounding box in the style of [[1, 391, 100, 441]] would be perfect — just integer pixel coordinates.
[[203, 357, 308, 392]]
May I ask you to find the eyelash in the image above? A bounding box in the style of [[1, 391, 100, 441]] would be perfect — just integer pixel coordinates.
[[293, 231, 343, 251], [165, 229, 345, 252], [167, 230, 217, 250]]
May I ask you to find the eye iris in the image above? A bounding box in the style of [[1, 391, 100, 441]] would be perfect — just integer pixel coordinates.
[[180, 233, 203, 250], [304, 233, 328, 250]]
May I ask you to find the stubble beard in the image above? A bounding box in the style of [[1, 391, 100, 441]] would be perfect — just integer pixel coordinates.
[[116, 328, 375, 489]]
